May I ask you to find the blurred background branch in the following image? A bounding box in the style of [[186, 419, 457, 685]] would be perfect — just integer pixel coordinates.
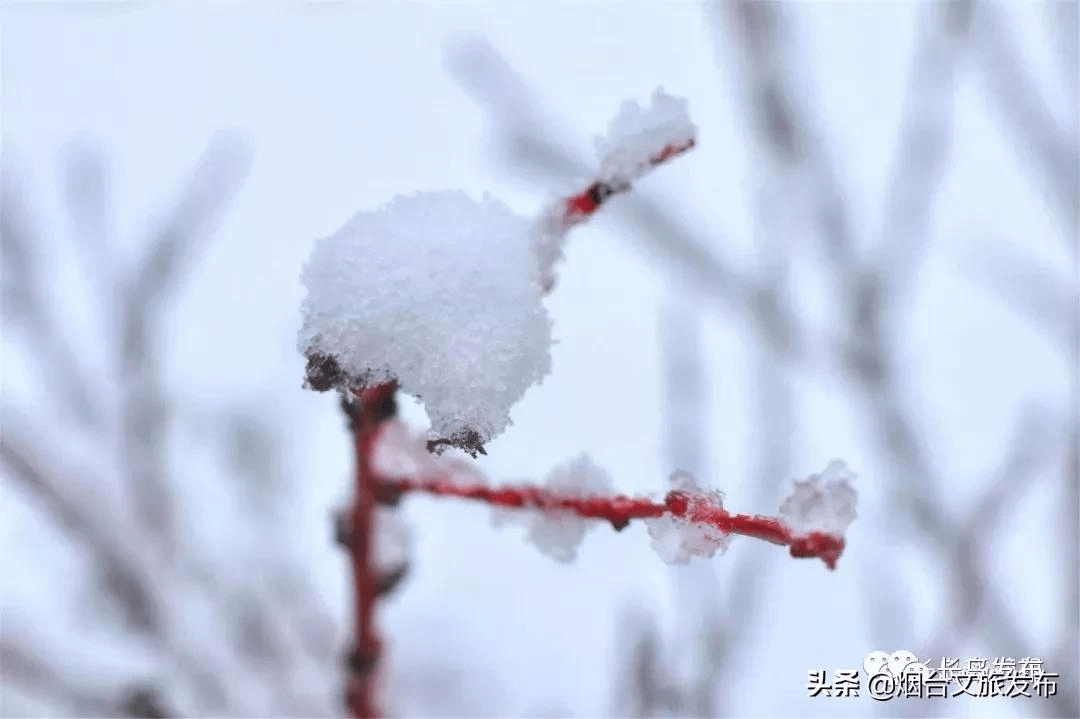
[[1, 136, 340, 717]]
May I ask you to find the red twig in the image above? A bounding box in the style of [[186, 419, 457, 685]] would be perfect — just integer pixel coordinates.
[[380, 470, 845, 570], [533, 136, 696, 294], [343, 383, 398, 719], [564, 138, 696, 220]]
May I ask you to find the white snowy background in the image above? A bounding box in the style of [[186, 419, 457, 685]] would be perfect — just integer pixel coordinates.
[[1, 2, 1076, 718]]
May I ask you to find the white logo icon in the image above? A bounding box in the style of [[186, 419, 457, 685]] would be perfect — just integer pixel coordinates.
[[865, 649, 931, 678], [864, 650, 890, 677]]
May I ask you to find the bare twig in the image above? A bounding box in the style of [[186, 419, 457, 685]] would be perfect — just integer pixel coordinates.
[[445, 36, 590, 182], [61, 142, 116, 292], [0, 640, 118, 716], [969, 0, 1080, 245], [957, 234, 1079, 352], [722, 0, 860, 270], [1046, 0, 1079, 108], [718, 9, 1073, 715], [3, 139, 343, 716], [924, 406, 1060, 654], [1, 181, 103, 431], [0, 431, 238, 713], [613, 609, 682, 717], [923, 407, 1078, 718], [873, 0, 972, 305], [119, 133, 252, 558], [0, 429, 165, 636], [2, 635, 180, 718]]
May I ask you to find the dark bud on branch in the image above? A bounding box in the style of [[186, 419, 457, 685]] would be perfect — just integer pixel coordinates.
[[376, 562, 409, 597], [344, 642, 381, 677], [121, 685, 172, 719], [333, 508, 352, 549], [375, 481, 404, 507]]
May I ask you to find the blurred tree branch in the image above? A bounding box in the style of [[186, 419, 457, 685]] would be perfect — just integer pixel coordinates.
[[1, 136, 340, 717]]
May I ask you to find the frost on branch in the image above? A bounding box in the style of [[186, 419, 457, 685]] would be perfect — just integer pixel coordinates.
[[520, 454, 614, 563], [371, 421, 855, 569], [778, 460, 858, 536], [299, 191, 552, 450], [644, 470, 732, 565], [533, 88, 697, 293], [594, 88, 697, 187]]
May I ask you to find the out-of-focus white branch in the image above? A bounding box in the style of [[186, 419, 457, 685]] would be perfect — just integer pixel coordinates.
[[444, 37, 590, 183], [970, 1, 1080, 246], [120, 133, 253, 558], [873, 0, 972, 307], [957, 234, 1080, 354]]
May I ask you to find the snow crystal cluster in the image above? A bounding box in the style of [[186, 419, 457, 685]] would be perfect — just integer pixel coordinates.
[[594, 88, 696, 186], [298, 191, 552, 447], [778, 460, 858, 536], [508, 454, 614, 563], [644, 470, 732, 565], [533, 88, 696, 293]]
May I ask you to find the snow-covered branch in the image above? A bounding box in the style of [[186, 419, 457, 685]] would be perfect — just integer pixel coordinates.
[[374, 415, 856, 570]]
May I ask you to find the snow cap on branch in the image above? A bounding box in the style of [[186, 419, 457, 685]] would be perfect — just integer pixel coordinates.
[[594, 88, 696, 186], [299, 191, 552, 448], [778, 460, 858, 536]]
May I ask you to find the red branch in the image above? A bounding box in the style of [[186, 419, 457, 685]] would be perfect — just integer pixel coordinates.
[[380, 471, 845, 570], [564, 138, 696, 220], [343, 383, 398, 719]]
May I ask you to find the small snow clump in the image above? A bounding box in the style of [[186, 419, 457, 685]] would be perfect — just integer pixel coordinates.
[[645, 470, 731, 565], [299, 191, 552, 447], [594, 88, 696, 186], [533, 88, 695, 294], [494, 453, 613, 563], [778, 460, 858, 536]]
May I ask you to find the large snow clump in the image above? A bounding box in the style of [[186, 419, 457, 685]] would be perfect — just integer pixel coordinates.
[[298, 190, 552, 449]]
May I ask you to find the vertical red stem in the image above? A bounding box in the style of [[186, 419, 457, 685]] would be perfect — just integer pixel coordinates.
[[344, 383, 396, 719]]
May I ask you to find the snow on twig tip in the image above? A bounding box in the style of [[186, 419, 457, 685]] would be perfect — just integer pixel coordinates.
[[778, 460, 858, 537], [595, 88, 697, 186], [532, 88, 696, 294]]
